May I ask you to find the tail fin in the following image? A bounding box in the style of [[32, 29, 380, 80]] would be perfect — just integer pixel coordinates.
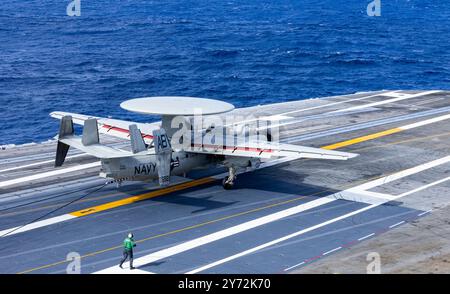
[[129, 124, 147, 154], [152, 128, 172, 186], [55, 116, 74, 167], [81, 118, 100, 146], [59, 115, 74, 138], [153, 128, 172, 154]]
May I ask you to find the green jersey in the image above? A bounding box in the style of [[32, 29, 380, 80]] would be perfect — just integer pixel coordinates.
[[123, 238, 135, 251]]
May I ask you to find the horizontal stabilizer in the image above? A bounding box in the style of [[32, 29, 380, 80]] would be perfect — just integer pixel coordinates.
[[55, 116, 141, 161], [55, 116, 74, 167], [59, 136, 133, 159], [50, 111, 158, 145]]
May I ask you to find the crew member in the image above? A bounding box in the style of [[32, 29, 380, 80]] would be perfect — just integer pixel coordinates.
[[119, 233, 136, 269]]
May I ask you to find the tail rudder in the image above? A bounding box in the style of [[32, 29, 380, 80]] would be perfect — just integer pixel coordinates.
[[152, 128, 172, 186], [153, 128, 172, 154], [55, 116, 74, 167], [129, 124, 147, 154]]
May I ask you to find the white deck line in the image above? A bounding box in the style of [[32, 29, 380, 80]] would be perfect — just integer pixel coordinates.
[[0, 162, 101, 189], [227, 91, 399, 126], [0, 214, 76, 237], [331, 91, 441, 113], [283, 261, 305, 272], [379, 92, 407, 98], [358, 233, 376, 241], [0, 153, 88, 173], [280, 91, 400, 116], [260, 115, 293, 121], [396, 176, 450, 198], [418, 209, 433, 217], [358, 191, 397, 201], [349, 156, 450, 192], [389, 221, 405, 229], [399, 113, 450, 130], [322, 246, 342, 256], [341, 176, 450, 205]]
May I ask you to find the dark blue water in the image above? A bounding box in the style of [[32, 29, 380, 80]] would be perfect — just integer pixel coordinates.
[[1, 0, 449, 145]]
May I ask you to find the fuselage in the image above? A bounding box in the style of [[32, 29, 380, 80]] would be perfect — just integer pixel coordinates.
[[99, 151, 212, 181]]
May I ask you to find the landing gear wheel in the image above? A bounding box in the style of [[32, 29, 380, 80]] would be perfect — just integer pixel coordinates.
[[222, 176, 234, 190]]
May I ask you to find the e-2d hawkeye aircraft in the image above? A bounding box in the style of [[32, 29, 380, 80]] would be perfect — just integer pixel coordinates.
[[51, 96, 358, 189]]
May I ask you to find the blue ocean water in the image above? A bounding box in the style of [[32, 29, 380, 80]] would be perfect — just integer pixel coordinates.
[[1, 0, 449, 145]]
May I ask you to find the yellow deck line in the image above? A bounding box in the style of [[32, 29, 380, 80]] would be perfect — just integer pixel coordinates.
[[322, 128, 402, 150], [69, 177, 215, 217]]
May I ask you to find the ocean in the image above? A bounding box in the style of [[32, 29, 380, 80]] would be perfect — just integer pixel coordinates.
[[1, 0, 449, 145]]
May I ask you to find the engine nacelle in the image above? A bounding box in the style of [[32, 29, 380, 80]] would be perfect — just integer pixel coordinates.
[[223, 156, 261, 171], [246, 158, 261, 171]]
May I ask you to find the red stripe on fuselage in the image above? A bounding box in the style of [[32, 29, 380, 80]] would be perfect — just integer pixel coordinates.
[[191, 143, 273, 154], [101, 124, 154, 139]]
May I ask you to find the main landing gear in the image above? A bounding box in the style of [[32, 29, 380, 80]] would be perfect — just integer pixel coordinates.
[[222, 166, 236, 190]]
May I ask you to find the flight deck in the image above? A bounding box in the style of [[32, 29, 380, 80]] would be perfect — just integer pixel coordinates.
[[0, 90, 449, 274]]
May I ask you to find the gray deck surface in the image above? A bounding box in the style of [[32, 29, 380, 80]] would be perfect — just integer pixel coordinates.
[[0, 90, 449, 274]]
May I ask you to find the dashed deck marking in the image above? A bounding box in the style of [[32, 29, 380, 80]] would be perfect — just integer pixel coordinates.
[[418, 209, 433, 217], [357, 233, 375, 241], [284, 261, 305, 272], [389, 221, 405, 229], [322, 247, 342, 256]]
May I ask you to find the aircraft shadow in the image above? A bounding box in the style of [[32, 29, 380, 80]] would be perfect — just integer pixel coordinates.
[[119, 163, 342, 214]]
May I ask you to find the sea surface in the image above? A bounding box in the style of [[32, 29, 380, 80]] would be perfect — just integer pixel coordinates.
[[1, 0, 449, 145]]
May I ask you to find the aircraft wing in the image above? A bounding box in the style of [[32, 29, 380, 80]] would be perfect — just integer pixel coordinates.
[[184, 138, 357, 160], [50, 111, 160, 144]]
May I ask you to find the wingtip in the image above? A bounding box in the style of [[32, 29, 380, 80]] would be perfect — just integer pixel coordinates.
[[347, 152, 359, 159], [49, 111, 62, 118]]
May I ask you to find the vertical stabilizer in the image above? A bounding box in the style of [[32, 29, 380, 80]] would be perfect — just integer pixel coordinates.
[[129, 124, 147, 154], [55, 115, 74, 167], [82, 118, 99, 146], [152, 128, 172, 186]]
